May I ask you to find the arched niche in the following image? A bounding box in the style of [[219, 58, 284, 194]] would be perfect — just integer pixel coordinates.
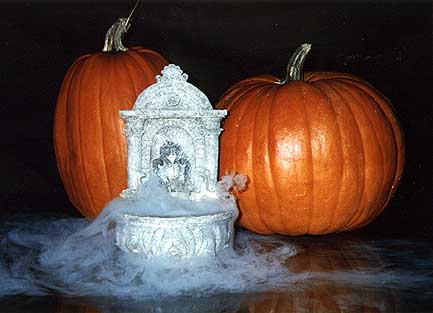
[[120, 64, 226, 199]]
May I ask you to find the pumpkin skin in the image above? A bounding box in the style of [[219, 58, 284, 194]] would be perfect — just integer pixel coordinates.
[[217, 44, 404, 235], [53, 19, 168, 217]]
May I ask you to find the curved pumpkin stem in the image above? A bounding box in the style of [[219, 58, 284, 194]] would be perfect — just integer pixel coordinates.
[[102, 18, 130, 52], [102, 0, 141, 53], [280, 43, 312, 83]]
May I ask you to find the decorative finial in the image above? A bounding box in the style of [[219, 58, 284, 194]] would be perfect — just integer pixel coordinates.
[[156, 64, 189, 83]]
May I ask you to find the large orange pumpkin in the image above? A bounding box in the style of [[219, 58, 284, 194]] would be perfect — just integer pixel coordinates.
[[217, 44, 404, 235], [53, 18, 168, 217]]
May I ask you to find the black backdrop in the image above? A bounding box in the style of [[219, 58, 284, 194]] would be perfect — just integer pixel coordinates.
[[1, 0, 432, 238]]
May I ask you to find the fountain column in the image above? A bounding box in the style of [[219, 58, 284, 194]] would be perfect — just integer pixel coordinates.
[[121, 112, 143, 192]]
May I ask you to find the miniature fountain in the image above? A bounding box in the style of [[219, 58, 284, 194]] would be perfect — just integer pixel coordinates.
[[114, 64, 235, 259]]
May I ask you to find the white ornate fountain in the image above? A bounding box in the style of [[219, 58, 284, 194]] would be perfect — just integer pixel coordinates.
[[114, 64, 236, 259]]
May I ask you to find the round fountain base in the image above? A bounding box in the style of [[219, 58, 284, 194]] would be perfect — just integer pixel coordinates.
[[115, 211, 235, 259]]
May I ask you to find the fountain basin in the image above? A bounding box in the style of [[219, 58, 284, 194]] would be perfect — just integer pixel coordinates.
[[115, 210, 235, 258]]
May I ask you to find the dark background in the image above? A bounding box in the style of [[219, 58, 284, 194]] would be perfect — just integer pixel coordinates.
[[1, 1, 431, 238]]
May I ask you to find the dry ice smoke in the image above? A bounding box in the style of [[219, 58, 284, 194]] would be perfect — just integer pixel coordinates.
[[0, 174, 297, 298], [0, 174, 431, 303]]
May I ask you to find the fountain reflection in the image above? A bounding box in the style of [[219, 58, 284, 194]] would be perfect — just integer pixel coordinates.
[[57, 294, 243, 313]]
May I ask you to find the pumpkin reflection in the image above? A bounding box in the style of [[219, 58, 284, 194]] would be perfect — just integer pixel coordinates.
[[57, 302, 100, 313], [249, 289, 399, 313], [55, 238, 402, 313], [248, 238, 400, 313]]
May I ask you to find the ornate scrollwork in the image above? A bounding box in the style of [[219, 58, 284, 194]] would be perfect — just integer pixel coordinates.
[[117, 64, 234, 260], [156, 64, 189, 83], [115, 211, 235, 258], [123, 118, 143, 138]]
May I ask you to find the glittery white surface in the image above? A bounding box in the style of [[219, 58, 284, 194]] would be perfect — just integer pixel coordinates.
[[120, 64, 227, 198], [115, 211, 235, 258], [116, 64, 233, 258]]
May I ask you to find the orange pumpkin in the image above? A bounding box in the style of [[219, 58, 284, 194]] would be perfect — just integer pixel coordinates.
[[217, 44, 404, 235], [53, 18, 168, 217]]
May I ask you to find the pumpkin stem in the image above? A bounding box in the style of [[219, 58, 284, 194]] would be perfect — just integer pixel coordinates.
[[280, 43, 312, 83], [102, 18, 130, 52], [102, 0, 141, 53]]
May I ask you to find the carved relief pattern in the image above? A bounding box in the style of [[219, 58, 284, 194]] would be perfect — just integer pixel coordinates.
[[115, 211, 235, 258], [139, 118, 221, 195], [117, 64, 232, 259], [123, 117, 143, 138], [119, 64, 226, 196], [142, 120, 200, 166], [133, 64, 214, 112], [152, 139, 192, 193], [121, 116, 144, 191], [156, 64, 189, 83]]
